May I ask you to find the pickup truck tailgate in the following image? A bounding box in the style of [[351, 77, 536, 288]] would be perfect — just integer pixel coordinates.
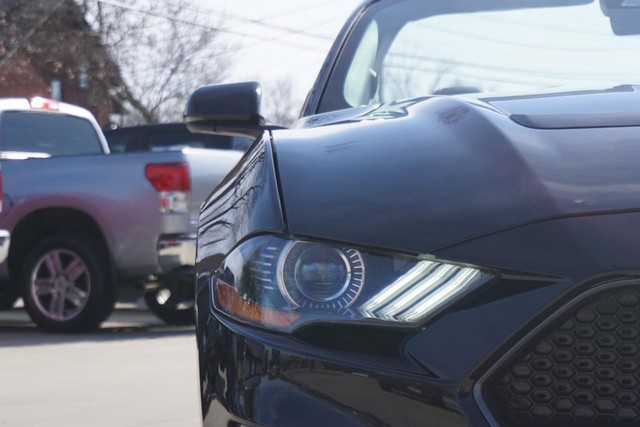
[[180, 148, 244, 230]]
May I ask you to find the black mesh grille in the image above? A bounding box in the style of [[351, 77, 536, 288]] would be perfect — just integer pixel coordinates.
[[485, 287, 640, 427]]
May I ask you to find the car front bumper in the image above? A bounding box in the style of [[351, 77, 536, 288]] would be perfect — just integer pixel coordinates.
[[197, 266, 640, 427], [197, 310, 474, 427], [195, 266, 554, 427]]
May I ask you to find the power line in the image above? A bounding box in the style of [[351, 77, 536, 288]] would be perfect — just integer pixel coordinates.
[[155, 0, 341, 39], [219, 13, 343, 60], [256, 0, 348, 24], [96, 0, 329, 52], [98, 0, 332, 41], [417, 21, 629, 53]]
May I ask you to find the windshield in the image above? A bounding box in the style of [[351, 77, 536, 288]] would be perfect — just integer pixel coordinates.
[[318, 0, 640, 113]]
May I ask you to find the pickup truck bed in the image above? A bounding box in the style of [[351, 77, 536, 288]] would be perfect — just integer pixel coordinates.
[[0, 98, 244, 331], [3, 148, 241, 277]]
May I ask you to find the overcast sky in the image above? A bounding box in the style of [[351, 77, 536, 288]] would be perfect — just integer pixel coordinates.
[[194, 0, 362, 112]]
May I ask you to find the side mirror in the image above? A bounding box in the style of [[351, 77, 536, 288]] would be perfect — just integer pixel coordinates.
[[600, 0, 640, 35], [184, 81, 268, 138]]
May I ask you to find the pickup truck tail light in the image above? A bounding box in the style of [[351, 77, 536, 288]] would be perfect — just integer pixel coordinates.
[[145, 163, 190, 214]]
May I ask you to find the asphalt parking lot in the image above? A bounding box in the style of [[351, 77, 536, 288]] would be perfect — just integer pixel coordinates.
[[0, 304, 201, 427]]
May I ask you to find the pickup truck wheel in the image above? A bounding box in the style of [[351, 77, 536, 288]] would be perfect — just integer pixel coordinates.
[[144, 280, 194, 325], [21, 234, 115, 332]]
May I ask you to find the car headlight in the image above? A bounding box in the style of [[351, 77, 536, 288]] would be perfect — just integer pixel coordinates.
[[212, 235, 493, 331]]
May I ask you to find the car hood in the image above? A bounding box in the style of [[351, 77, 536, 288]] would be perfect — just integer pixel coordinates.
[[273, 87, 640, 255], [484, 85, 640, 129]]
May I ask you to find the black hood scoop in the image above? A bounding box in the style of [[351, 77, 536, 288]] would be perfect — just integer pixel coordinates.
[[485, 85, 640, 129]]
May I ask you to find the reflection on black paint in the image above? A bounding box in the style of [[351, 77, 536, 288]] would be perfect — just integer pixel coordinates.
[[197, 140, 269, 272], [437, 105, 470, 125], [351, 99, 419, 122], [202, 318, 469, 427]]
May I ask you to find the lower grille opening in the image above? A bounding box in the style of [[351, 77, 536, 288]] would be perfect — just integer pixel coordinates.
[[484, 286, 640, 427]]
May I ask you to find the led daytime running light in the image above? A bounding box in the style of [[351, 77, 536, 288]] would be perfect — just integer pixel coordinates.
[[359, 261, 484, 323], [396, 268, 481, 322]]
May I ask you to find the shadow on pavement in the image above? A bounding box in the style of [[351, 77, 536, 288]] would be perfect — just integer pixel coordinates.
[[0, 306, 195, 347]]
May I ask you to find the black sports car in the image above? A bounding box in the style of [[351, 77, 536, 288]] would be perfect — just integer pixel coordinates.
[[187, 1, 640, 426]]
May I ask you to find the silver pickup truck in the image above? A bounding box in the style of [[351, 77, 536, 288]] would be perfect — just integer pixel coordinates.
[[0, 97, 244, 332]]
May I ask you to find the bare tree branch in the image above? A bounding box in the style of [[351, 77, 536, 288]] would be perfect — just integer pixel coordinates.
[[262, 77, 300, 127], [82, 0, 233, 124]]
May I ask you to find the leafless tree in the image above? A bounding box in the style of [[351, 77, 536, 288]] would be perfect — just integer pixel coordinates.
[[261, 77, 300, 127], [80, 0, 233, 124]]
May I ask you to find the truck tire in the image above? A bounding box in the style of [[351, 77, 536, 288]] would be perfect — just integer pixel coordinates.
[[144, 278, 194, 325], [20, 234, 115, 332]]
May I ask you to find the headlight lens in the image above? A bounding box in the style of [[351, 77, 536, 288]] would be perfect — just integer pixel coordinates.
[[213, 236, 492, 331], [278, 241, 364, 309]]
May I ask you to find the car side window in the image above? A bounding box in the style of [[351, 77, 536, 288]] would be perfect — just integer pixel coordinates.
[[104, 128, 138, 153], [144, 128, 228, 151], [145, 129, 192, 151], [343, 20, 380, 107], [107, 125, 254, 153], [144, 128, 251, 152]]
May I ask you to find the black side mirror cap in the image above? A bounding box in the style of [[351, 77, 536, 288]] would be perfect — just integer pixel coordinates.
[[184, 82, 268, 138], [600, 0, 640, 35]]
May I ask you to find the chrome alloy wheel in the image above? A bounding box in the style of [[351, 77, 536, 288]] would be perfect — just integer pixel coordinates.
[[29, 249, 91, 322]]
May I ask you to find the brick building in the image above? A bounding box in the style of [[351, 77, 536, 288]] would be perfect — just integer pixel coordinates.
[[0, 0, 123, 126]]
